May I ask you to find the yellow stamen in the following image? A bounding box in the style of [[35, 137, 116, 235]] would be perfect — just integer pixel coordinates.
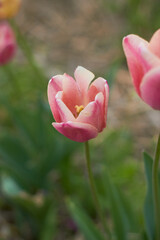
[[75, 105, 84, 116]]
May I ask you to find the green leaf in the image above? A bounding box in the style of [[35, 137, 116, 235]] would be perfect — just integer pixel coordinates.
[[0, 135, 36, 192], [0, 135, 29, 164], [0, 160, 33, 192], [143, 152, 155, 240], [66, 199, 105, 240], [1, 175, 22, 196], [40, 204, 57, 240], [0, 97, 35, 149], [116, 186, 138, 232], [102, 169, 127, 240]]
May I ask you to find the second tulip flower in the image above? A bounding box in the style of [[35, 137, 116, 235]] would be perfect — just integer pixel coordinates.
[[123, 29, 160, 110], [0, 22, 16, 65]]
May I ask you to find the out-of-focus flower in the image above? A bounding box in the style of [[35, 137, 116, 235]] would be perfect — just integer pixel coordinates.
[[0, 22, 16, 65], [123, 29, 160, 110], [0, 0, 21, 19], [48, 66, 109, 142]]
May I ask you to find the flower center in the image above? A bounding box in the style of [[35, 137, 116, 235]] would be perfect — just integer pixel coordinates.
[[75, 105, 84, 116]]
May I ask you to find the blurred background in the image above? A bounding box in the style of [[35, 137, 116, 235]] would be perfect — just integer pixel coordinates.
[[0, 0, 160, 239]]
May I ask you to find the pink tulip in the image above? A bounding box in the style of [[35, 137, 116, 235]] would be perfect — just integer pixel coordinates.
[[122, 29, 160, 110], [48, 66, 109, 142], [0, 22, 16, 65]]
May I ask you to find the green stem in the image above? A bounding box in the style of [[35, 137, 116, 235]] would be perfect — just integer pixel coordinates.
[[3, 64, 20, 98], [9, 19, 46, 87], [152, 133, 160, 240], [84, 141, 110, 238]]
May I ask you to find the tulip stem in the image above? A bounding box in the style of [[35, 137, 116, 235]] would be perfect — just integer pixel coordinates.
[[84, 141, 110, 238], [2, 64, 20, 98], [9, 19, 46, 88], [152, 133, 160, 240]]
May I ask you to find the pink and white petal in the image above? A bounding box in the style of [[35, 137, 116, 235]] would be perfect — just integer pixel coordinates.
[[140, 67, 160, 110], [62, 73, 81, 114], [104, 82, 109, 123], [95, 92, 106, 131], [87, 85, 99, 102], [77, 92, 104, 131], [139, 43, 160, 72], [122, 34, 148, 96], [55, 93, 76, 122], [74, 66, 95, 102], [47, 75, 63, 122], [52, 121, 98, 142], [149, 29, 160, 58], [88, 77, 106, 102], [123, 34, 148, 57], [92, 77, 106, 92]]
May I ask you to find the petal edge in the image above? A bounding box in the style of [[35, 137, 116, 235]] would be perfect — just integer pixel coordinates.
[[52, 121, 98, 142], [140, 67, 160, 110]]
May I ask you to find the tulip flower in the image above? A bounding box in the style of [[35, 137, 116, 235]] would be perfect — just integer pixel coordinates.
[[0, 22, 16, 65], [0, 0, 21, 19], [48, 66, 109, 142], [122, 29, 160, 110]]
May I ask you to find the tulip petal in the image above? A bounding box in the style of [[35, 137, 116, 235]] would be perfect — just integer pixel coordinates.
[[55, 92, 76, 122], [96, 92, 106, 130], [77, 92, 104, 131], [74, 66, 95, 103], [140, 67, 160, 110], [149, 29, 160, 58], [52, 121, 98, 142], [104, 82, 109, 122], [62, 73, 81, 115], [87, 79, 109, 128], [123, 34, 148, 96], [47, 75, 63, 122], [139, 43, 160, 72], [88, 77, 106, 102]]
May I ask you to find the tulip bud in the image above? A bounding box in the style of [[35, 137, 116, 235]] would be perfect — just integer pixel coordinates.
[[0, 22, 16, 65], [0, 0, 21, 19]]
